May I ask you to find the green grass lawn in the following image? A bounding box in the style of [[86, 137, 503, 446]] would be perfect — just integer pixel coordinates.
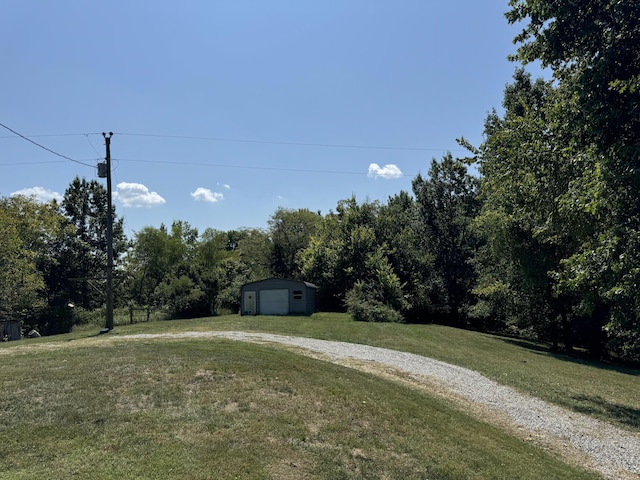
[[2, 312, 638, 478], [72, 311, 640, 433], [0, 337, 601, 479]]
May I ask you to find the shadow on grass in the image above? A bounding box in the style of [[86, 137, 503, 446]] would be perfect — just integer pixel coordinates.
[[571, 393, 640, 429], [497, 337, 640, 377]]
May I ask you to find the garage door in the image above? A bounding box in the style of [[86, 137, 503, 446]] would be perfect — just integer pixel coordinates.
[[259, 289, 289, 315]]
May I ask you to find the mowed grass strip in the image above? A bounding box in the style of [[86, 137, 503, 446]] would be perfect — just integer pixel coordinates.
[[69, 312, 640, 432], [0, 339, 599, 480]]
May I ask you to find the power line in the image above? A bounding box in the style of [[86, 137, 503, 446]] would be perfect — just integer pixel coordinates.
[[113, 158, 381, 176], [0, 123, 96, 168], [0, 159, 99, 166], [1, 156, 403, 177], [85, 133, 102, 156], [0, 132, 102, 139], [114, 132, 463, 152], [1, 129, 465, 152]]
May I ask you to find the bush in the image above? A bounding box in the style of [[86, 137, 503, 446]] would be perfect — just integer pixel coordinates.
[[345, 282, 404, 323], [607, 328, 640, 363], [70, 306, 96, 326], [154, 275, 210, 319], [34, 305, 74, 335], [347, 298, 403, 323]]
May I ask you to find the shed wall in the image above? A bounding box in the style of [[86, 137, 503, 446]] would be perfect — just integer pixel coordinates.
[[1, 320, 21, 341]]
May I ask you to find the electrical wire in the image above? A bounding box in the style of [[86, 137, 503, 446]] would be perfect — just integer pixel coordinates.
[[0, 133, 102, 139], [114, 132, 462, 152], [85, 133, 102, 157], [0, 127, 466, 177], [1, 129, 464, 153], [0, 123, 96, 168], [1, 155, 404, 177], [113, 158, 380, 176], [0, 160, 99, 166], [109, 157, 135, 239]]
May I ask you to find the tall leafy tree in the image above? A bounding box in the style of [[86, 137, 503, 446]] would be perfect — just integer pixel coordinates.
[[195, 228, 236, 313], [300, 198, 375, 308], [0, 197, 47, 322], [236, 228, 273, 280], [268, 207, 321, 279], [507, 0, 640, 150], [506, 0, 640, 358], [126, 224, 179, 307], [0, 195, 81, 334], [300, 196, 408, 319], [412, 154, 481, 324], [377, 191, 435, 321], [127, 221, 206, 318], [474, 71, 580, 346], [213, 256, 254, 314]]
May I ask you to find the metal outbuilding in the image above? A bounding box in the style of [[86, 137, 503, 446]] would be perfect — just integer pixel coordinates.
[[240, 278, 317, 316], [1, 320, 21, 341]]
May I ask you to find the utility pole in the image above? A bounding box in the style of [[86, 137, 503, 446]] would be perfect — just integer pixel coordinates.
[[102, 132, 114, 331]]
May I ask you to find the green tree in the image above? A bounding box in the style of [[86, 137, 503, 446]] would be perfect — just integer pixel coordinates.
[[154, 274, 207, 319], [473, 70, 580, 346], [0, 197, 47, 323], [236, 228, 273, 280], [126, 224, 177, 307], [412, 154, 481, 324], [377, 191, 435, 321], [300, 197, 378, 310], [197, 229, 265, 315], [268, 207, 321, 279], [507, 0, 640, 150], [195, 228, 236, 314], [126, 221, 205, 318], [213, 256, 254, 314], [506, 0, 640, 359], [0, 195, 85, 335], [300, 196, 408, 320], [60, 176, 127, 310]]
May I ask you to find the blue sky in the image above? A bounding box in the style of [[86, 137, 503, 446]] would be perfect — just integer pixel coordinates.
[[1, 1, 534, 237]]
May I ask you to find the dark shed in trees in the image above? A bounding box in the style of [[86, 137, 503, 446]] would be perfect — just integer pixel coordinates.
[[240, 278, 317, 316], [1, 320, 21, 341]]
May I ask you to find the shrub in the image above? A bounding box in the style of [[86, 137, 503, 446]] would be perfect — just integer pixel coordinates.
[[345, 281, 404, 323], [347, 298, 403, 323]]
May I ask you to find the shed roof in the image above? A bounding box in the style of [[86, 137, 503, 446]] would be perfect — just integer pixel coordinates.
[[242, 278, 317, 288]]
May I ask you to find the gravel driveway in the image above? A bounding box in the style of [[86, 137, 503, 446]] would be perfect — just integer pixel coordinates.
[[120, 331, 640, 479]]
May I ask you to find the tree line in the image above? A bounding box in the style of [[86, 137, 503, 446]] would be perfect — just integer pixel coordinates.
[[2, 1, 639, 361]]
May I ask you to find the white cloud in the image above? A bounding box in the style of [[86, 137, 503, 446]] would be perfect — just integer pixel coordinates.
[[367, 163, 403, 180], [10, 186, 62, 203], [191, 187, 224, 203], [115, 182, 166, 207], [218, 183, 231, 190]]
